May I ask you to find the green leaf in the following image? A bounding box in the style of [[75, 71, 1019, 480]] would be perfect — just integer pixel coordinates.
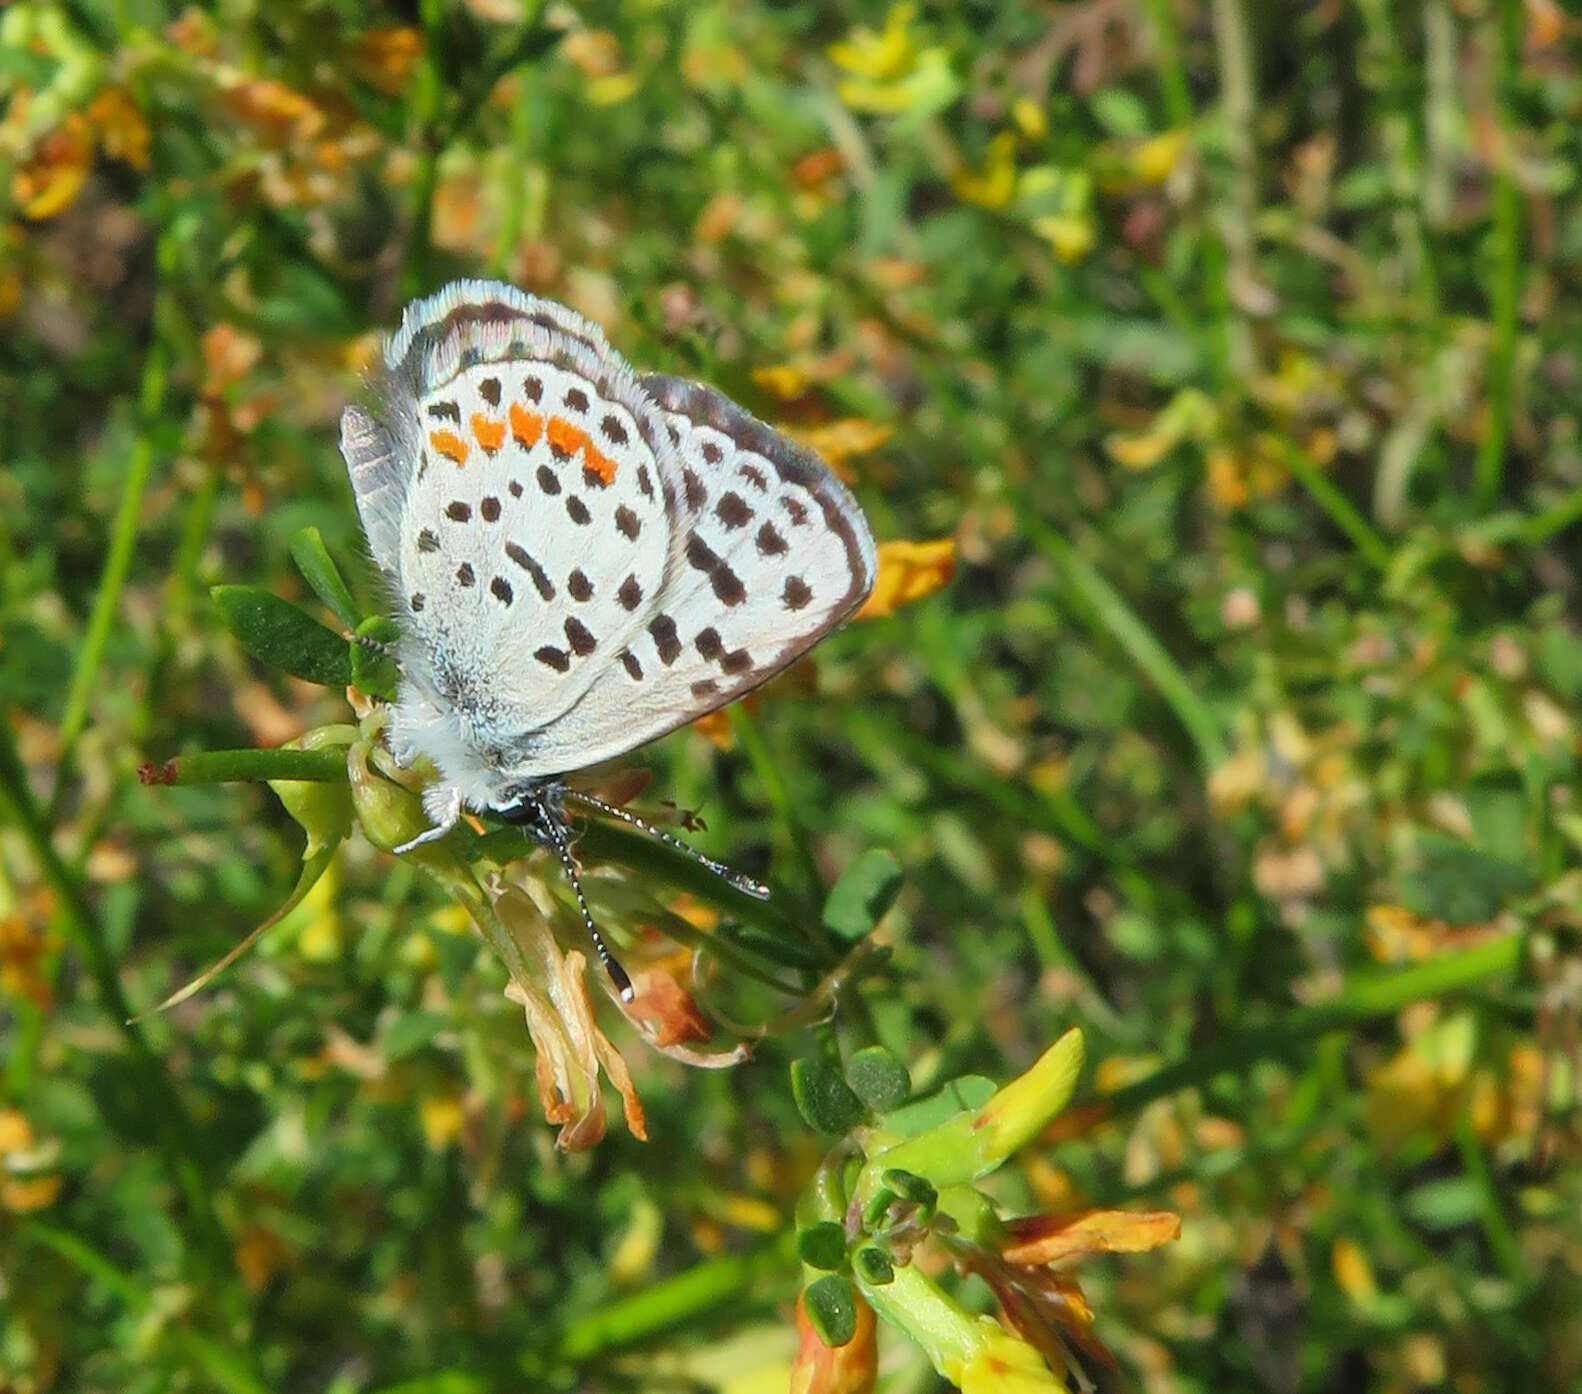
[[352, 616, 402, 701], [852, 1247, 894, 1286], [791, 1057, 865, 1134], [1401, 1177, 1482, 1231], [879, 1169, 936, 1212], [846, 1046, 911, 1114], [213, 586, 353, 687], [384, 1011, 449, 1062], [290, 527, 363, 629], [1464, 772, 1528, 868], [1398, 831, 1531, 926], [802, 1274, 858, 1348], [879, 1075, 996, 1140], [822, 850, 903, 941], [796, 1221, 847, 1271]]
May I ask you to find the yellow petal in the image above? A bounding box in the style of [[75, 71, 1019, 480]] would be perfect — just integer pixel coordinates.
[[828, 4, 917, 81], [856, 538, 955, 620]]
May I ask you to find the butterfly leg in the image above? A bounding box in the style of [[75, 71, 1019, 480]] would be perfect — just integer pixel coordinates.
[[563, 790, 771, 901], [499, 786, 634, 1002], [393, 783, 463, 853]]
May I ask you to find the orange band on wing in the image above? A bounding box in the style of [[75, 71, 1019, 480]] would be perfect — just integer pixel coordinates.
[[509, 402, 543, 448], [428, 428, 468, 465], [546, 415, 617, 483], [582, 442, 617, 484], [471, 413, 506, 452]]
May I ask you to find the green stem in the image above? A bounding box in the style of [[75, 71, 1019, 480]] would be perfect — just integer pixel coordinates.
[[1455, 1112, 1526, 1287], [1138, 0, 1232, 387], [1520, 488, 1582, 546], [57, 250, 171, 762], [1273, 435, 1392, 568], [1474, 0, 1522, 506], [1026, 518, 1227, 769], [1099, 932, 1523, 1118], [548, 1234, 793, 1364], [139, 745, 352, 787], [1208, 0, 1258, 380], [730, 706, 826, 904]]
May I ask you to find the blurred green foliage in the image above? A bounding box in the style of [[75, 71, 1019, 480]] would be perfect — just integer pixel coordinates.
[[4, 0, 1582, 1390]]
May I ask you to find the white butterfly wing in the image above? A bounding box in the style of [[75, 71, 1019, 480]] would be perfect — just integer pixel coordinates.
[[506, 373, 877, 774]]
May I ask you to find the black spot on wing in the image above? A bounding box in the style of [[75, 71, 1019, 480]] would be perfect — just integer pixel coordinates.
[[564, 616, 597, 656], [535, 645, 569, 672], [716, 492, 753, 529], [456, 562, 475, 587], [427, 400, 460, 423], [568, 569, 593, 602], [446, 501, 471, 522], [683, 468, 706, 510], [506, 542, 555, 600], [490, 576, 512, 605], [417, 528, 440, 552], [649, 614, 680, 665], [478, 377, 501, 406]]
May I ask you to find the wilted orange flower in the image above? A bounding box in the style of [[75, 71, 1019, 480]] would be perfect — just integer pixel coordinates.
[[353, 27, 425, 94], [12, 110, 93, 220], [856, 538, 955, 619], [84, 88, 151, 171], [0, 910, 57, 1009], [626, 957, 713, 1047], [216, 72, 325, 146], [0, 1108, 62, 1213]]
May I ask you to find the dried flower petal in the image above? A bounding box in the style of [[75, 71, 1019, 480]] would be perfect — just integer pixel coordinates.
[[1001, 1209, 1181, 1267]]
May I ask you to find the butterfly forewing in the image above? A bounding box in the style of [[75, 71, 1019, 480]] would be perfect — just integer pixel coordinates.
[[498, 373, 876, 774], [344, 283, 678, 783]]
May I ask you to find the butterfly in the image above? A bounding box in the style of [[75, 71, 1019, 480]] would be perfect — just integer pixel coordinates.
[[339, 280, 877, 997]]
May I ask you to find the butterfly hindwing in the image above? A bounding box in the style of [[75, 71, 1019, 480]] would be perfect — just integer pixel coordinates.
[[499, 372, 877, 774]]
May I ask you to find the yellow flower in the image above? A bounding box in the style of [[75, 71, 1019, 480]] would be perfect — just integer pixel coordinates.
[[952, 132, 1018, 210], [958, 1321, 1065, 1394], [856, 539, 956, 620], [829, 5, 957, 119], [828, 4, 919, 80]]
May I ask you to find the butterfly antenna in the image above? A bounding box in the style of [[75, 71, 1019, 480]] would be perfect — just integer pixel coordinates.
[[565, 790, 772, 901], [538, 809, 634, 1001]]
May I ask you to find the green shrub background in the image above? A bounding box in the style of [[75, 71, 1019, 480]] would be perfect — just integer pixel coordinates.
[[3, 1, 1582, 1389]]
